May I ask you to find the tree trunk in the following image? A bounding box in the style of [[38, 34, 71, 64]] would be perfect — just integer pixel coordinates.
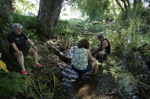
[[37, 0, 64, 39], [134, 0, 137, 8], [54, 0, 64, 26], [0, 0, 13, 23], [0, 0, 13, 53]]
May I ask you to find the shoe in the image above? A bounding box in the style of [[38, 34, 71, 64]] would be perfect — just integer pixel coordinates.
[[36, 63, 43, 67], [22, 70, 27, 74]]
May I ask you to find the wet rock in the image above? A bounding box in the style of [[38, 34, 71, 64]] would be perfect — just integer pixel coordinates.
[[146, 61, 150, 68], [93, 94, 110, 99], [132, 95, 137, 99]]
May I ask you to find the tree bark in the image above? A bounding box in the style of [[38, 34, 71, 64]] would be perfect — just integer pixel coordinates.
[[0, 0, 13, 53], [54, 0, 64, 26], [0, 0, 13, 23], [134, 0, 137, 8], [37, 0, 64, 39]]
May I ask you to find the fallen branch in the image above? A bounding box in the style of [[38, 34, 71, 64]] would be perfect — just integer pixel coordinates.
[[44, 41, 71, 64]]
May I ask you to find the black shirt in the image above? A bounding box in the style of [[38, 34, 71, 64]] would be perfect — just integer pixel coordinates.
[[8, 32, 28, 52], [99, 39, 111, 55]]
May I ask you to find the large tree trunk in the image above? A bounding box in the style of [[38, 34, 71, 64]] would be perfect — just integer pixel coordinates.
[[37, 0, 64, 39], [134, 0, 137, 8], [0, 0, 13, 23], [54, 0, 64, 26], [0, 0, 13, 53]]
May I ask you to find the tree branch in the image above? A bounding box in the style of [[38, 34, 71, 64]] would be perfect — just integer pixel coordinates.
[[115, 0, 124, 11], [44, 41, 71, 63], [126, 0, 130, 8], [134, 0, 143, 9], [120, 0, 128, 10]]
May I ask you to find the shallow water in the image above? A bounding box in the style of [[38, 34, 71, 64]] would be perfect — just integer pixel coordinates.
[[59, 65, 119, 99], [56, 47, 150, 99], [55, 47, 119, 99]]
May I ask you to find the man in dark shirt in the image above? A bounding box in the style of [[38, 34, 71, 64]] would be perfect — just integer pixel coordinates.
[[8, 23, 42, 74], [93, 34, 111, 59]]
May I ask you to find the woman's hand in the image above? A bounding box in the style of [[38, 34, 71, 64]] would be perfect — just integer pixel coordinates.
[[58, 63, 67, 68], [16, 50, 23, 56]]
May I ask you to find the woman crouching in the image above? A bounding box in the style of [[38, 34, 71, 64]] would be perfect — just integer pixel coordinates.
[[71, 39, 98, 78]]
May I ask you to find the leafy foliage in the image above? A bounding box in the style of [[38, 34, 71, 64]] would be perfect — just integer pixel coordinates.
[[53, 19, 85, 48], [0, 70, 26, 98], [54, 19, 85, 36], [84, 5, 150, 98], [101, 60, 150, 98], [71, 0, 111, 20], [13, 0, 38, 15]]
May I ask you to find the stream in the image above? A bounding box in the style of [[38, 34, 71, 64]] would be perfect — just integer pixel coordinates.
[[55, 47, 150, 99]]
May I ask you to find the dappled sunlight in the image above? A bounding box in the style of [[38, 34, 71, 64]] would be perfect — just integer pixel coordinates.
[[60, 1, 86, 20], [76, 84, 95, 99]]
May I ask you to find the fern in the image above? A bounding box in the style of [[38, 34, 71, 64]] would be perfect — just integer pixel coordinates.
[[0, 70, 27, 98]]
